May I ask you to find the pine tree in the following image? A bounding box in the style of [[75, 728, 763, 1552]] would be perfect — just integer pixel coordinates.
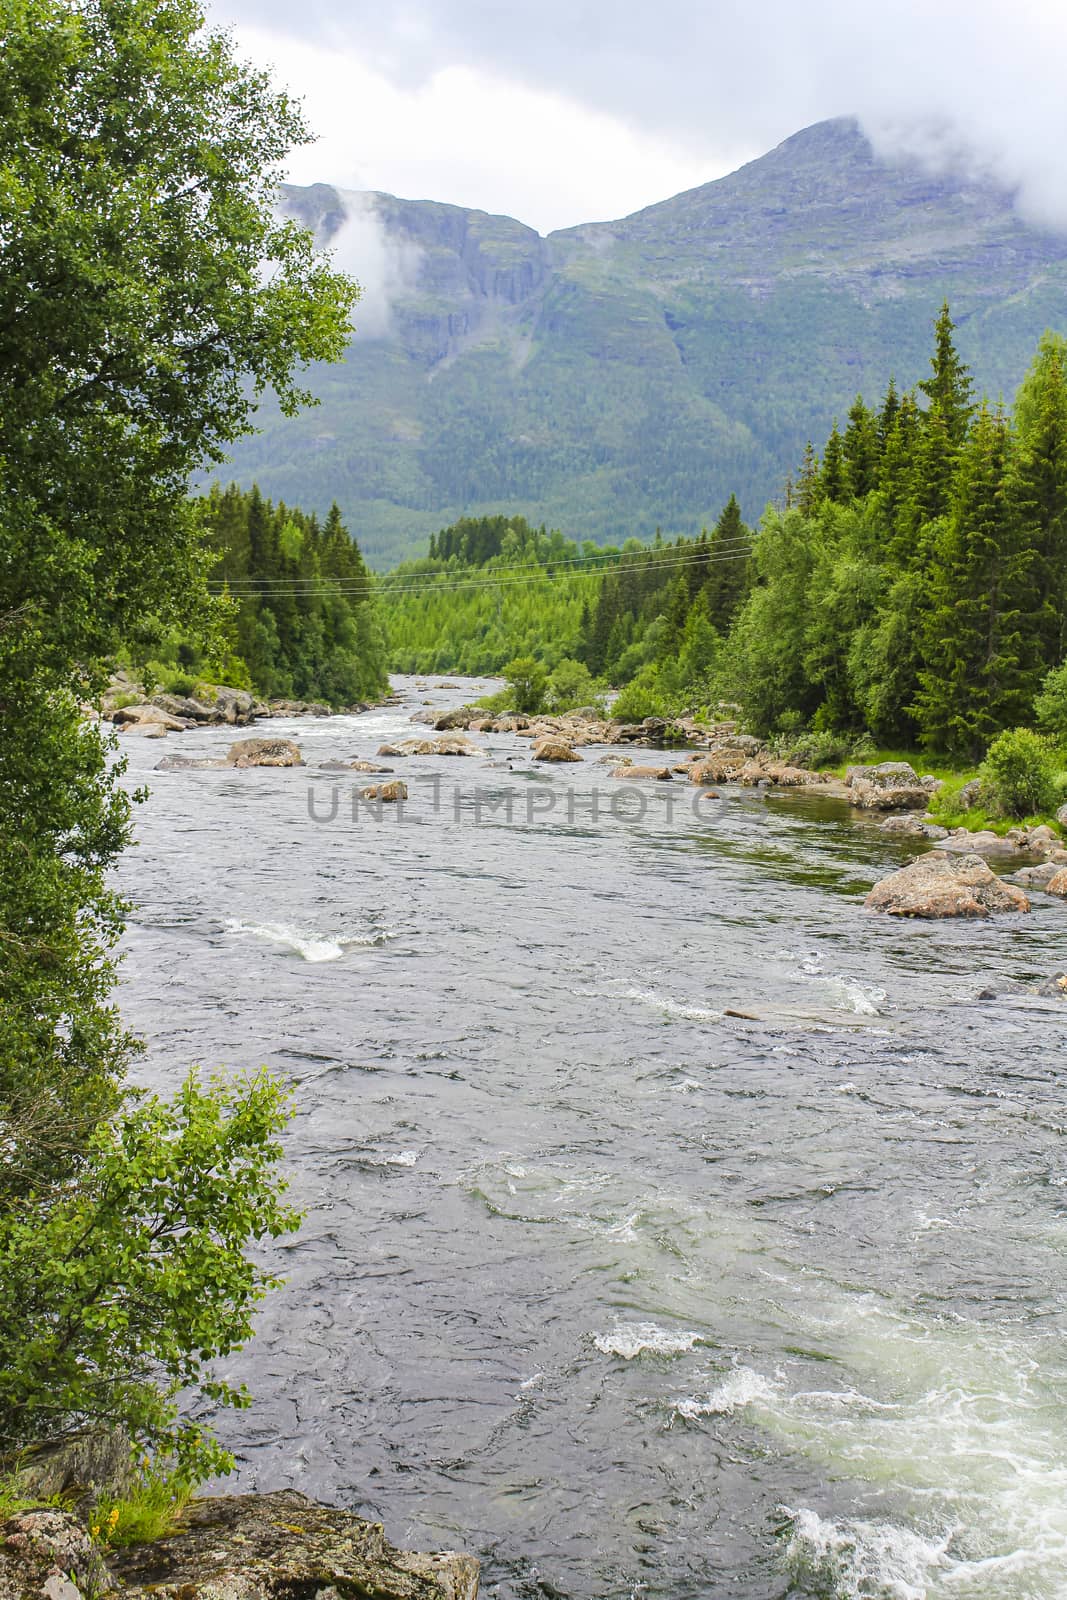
[[914, 405, 1043, 756]]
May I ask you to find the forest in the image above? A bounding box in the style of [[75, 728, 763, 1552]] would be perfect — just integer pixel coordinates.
[[379, 308, 1067, 762], [117, 486, 389, 709]]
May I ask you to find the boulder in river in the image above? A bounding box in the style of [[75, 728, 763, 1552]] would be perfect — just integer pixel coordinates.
[[1046, 868, 1067, 898], [532, 738, 581, 762], [940, 827, 1023, 859], [111, 703, 190, 732], [226, 737, 304, 768], [878, 814, 948, 839], [319, 759, 394, 773], [865, 851, 1031, 917], [848, 762, 931, 811], [359, 780, 407, 802], [1007, 862, 1064, 889], [610, 764, 672, 780]]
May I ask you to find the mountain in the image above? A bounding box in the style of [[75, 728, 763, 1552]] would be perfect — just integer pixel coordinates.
[[220, 118, 1067, 567]]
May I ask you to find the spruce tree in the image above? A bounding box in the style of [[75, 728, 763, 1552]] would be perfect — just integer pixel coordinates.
[[919, 301, 975, 445], [820, 423, 848, 503], [843, 395, 880, 498], [914, 404, 1043, 756], [703, 494, 753, 626], [1011, 332, 1067, 666]]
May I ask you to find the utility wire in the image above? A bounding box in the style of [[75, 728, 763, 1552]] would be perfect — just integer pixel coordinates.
[[208, 543, 756, 600]]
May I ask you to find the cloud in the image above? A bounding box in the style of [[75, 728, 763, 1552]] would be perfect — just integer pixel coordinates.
[[325, 193, 422, 340], [212, 0, 1067, 231]]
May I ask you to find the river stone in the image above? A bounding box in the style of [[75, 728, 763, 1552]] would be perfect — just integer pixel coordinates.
[[878, 814, 948, 839], [532, 737, 580, 762], [214, 687, 256, 724], [319, 759, 395, 773], [359, 780, 407, 802], [110, 1491, 478, 1600], [0, 1509, 115, 1600], [610, 764, 672, 780], [1009, 862, 1064, 888], [940, 828, 1022, 859], [226, 737, 304, 767], [865, 851, 1031, 917], [848, 762, 930, 811], [1047, 869, 1067, 898], [154, 755, 228, 770], [1038, 972, 1067, 996], [111, 703, 190, 731]]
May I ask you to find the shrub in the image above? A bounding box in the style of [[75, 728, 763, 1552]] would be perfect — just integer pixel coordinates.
[[980, 727, 1062, 818], [544, 658, 604, 714], [500, 656, 547, 714], [1034, 660, 1067, 740]]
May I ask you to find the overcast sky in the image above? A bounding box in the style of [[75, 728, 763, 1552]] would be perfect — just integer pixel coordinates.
[[207, 0, 1067, 234]]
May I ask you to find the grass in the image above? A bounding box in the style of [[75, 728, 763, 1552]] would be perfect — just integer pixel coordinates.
[[89, 1464, 191, 1548], [825, 746, 1067, 837], [0, 1460, 191, 1548]]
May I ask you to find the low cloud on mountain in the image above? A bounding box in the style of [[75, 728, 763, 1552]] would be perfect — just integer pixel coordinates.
[[213, 0, 1067, 230]]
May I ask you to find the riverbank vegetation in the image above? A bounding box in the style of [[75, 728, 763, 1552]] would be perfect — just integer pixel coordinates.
[[0, 0, 356, 1485], [115, 485, 387, 708], [378, 309, 1067, 819]]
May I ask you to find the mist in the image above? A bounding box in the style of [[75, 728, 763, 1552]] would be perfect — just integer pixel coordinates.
[[215, 0, 1067, 232], [326, 193, 421, 339]]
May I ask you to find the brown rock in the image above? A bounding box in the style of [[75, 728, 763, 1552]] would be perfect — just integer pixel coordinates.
[[532, 738, 581, 762], [609, 764, 672, 780], [359, 780, 408, 802], [1047, 869, 1067, 898], [111, 704, 189, 732], [865, 851, 1031, 917], [226, 738, 304, 768]]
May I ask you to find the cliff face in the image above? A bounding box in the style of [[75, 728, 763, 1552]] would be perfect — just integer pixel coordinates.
[[224, 119, 1067, 565]]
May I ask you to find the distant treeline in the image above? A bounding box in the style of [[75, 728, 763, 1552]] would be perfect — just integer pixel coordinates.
[[379, 306, 1067, 758], [126, 486, 388, 706]]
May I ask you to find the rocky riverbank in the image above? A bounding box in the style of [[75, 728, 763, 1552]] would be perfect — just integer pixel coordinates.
[[1, 1437, 478, 1600], [92, 671, 400, 739]]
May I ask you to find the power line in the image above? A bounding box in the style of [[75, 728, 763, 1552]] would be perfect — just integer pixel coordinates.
[[207, 542, 756, 600]]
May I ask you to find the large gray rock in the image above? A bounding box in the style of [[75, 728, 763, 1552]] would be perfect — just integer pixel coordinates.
[[111, 1491, 478, 1600], [226, 738, 304, 768], [866, 851, 1031, 917], [878, 814, 948, 839], [151, 694, 219, 724], [939, 827, 1022, 859], [9, 1430, 135, 1506], [214, 687, 255, 725], [110, 704, 189, 732], [848, 762, 931, 811], [1007, 861, 1064, 889]]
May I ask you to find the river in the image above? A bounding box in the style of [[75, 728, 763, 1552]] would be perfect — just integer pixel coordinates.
[[115, 677, 1067, 1600]]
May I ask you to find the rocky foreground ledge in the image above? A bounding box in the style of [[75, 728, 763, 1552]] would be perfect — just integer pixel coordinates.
[[1, 1492, 478, 1600]]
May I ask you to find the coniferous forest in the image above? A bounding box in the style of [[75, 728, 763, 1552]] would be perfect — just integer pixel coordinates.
[[378, 308, 1067, 761]]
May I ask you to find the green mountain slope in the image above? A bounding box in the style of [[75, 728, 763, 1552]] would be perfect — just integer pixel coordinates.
[[219, 118, 1067, 566]]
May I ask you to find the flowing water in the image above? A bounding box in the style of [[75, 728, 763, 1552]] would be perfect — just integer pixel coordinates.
[[115, 677, 1067, 1600]]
